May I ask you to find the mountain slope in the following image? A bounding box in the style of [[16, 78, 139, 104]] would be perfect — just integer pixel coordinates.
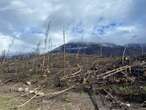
[[51, 42, 146, 57]]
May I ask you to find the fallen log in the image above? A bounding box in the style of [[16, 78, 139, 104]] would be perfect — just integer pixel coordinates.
[[61, 64, 82, 80], [17, 94, 38, 108], [38, 85, 76, 99], [16, 85, 76, 109], [99, 66, 130, 77], [100, 66, 131, 79]]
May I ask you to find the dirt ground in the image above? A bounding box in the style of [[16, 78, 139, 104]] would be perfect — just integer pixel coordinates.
[[0, 82, 146, 110], [0, 82, 96, 110]]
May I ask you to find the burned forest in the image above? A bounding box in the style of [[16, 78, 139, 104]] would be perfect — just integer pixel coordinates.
[[1, 53, 146, 110], [0, 0, 146, 110]]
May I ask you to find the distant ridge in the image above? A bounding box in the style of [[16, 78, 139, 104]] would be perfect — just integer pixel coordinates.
[[51, 42, 146, 57]]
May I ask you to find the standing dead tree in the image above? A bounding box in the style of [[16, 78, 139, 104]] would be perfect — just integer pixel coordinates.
[[100, 45, 103, 57], [122, 45, 128, 64], [63, 26, 66, 76], [7, 37, 15, 56], [46, 20, 52, 69], [41, 20, 52, 76], [0, 50, 6, 64], [0, 37, 15, 64], [140, 44, 144, 56], [35, 41, 41, 55]]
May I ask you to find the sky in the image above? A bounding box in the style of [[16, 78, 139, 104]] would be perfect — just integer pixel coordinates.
[[0, 0, 146, 55]]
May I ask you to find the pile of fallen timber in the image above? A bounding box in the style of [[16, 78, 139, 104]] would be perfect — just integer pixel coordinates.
[[56, 57, 146, 110], [15, 56, 146, 110], [60, 58, 146, 86]]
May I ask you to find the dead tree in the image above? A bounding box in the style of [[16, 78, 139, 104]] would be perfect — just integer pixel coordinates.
[[63, 26, 66, 75]]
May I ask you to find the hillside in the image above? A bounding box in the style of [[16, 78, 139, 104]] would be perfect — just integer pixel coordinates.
[[52, 42, 146, 57]]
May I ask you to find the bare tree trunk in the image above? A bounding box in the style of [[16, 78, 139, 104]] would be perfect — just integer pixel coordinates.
[[140, 44, 144, 56], [1, 50, 6, 64], [63, 26, 66, 75], [122, 47, 127, 64], [42, 20, 51, 76], [100, 46, 103, 57]]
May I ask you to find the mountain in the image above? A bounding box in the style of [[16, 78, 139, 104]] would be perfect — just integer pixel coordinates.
[[51, 42, 146, 57]]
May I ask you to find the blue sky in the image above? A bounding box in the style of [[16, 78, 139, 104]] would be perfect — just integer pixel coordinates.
[[0, 0, 146, 54]]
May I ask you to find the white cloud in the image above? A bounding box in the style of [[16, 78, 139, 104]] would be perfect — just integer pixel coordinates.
[[116, 26, 136, 33], [0, 33, 35, 55], [0, 33, 12, 53]]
